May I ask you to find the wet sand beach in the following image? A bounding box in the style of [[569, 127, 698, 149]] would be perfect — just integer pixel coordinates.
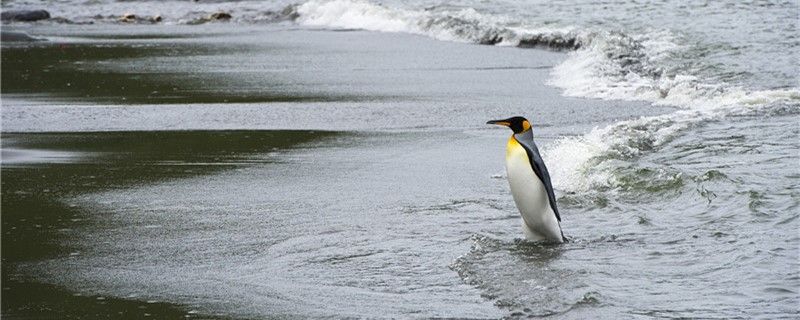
[[2, 3, 798, 318]]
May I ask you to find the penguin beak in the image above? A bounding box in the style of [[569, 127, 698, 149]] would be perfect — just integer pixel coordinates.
[[486, 119, 510, 127]]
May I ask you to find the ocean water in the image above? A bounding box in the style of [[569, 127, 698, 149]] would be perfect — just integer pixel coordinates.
[[2, 0, 799, 318]]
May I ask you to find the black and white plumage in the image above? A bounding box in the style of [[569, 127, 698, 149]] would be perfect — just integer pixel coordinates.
[[488, 116, 565, 243]]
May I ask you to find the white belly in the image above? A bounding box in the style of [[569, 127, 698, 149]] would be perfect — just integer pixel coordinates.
[[505, 140, 563, 242]]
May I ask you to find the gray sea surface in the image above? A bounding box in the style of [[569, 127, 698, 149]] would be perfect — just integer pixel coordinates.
[[2, 0, 799, 319]]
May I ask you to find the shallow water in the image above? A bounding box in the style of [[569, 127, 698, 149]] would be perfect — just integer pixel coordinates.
[[2, 1, 799, 319]]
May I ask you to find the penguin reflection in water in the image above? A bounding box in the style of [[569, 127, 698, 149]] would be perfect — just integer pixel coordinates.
[[488, 116, 565, 243]]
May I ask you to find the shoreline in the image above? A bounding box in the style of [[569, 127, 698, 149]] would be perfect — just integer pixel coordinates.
[[5, 19, 793, 318], [1, 24, 642, 318]]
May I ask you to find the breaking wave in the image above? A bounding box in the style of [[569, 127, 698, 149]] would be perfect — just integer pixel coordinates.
[[293, 0, 580, 48], [545, 91, 799, 194], [288, 0, 800, 194], [6, 0, 799, 194]]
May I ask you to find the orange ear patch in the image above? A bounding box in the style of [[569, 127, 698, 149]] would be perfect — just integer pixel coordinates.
[[522, 120, 531, 131]]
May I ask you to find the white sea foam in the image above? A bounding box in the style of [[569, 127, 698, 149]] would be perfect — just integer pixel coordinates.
[[7, 0, 797, 194], [545, 88, 799, 192], [546, 26, 799, 192], [296, 0, 419, 34], [291, 0, 800, 193], [295, 0, 510, 44]]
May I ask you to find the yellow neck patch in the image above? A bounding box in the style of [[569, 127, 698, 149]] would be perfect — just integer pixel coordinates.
[[522, 120, 531, 132], [506, 136, 526, 159]]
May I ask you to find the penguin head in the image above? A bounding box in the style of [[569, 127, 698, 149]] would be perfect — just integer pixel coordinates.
[[486, 116, 531, 134]]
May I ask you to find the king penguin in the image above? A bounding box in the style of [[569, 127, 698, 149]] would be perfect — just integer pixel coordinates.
[[488, 116, 565, 243]]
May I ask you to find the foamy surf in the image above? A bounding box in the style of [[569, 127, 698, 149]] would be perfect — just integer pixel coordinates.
[[4, 0, 798, 194], [294, 0, 513, 44], [290, 0, 800, 194], [546, 86, 799, 194], [5, 1, 798, 318]]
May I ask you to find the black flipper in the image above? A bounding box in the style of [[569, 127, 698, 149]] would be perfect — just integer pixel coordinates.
[[514, 133, 561, 222]]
